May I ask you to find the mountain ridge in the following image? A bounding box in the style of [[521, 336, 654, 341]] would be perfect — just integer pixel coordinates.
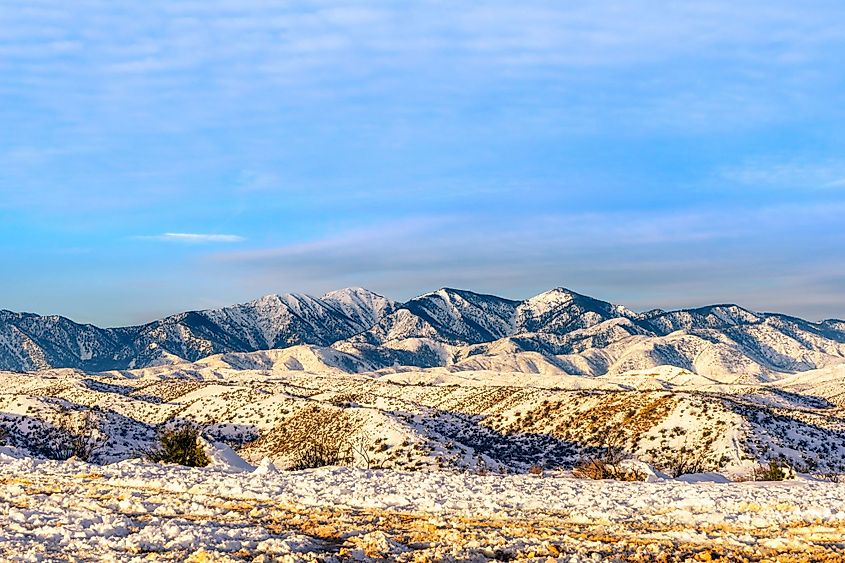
[[1, 286, 844, 377]]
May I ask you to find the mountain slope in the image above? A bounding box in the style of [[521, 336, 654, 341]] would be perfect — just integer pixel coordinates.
[[0, 288, 395, 372], [0, 311, 132, 371], [1, 286, 844, 378], [350, 288, 519, 346]]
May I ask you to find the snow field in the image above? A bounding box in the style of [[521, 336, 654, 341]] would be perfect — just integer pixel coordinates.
[[2, 453, 845, 561]]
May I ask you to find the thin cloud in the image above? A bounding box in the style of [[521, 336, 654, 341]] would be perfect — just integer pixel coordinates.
[[136, 233, 245, 243], [2, 0, 843, 136], [722, 160, 845, 190], [823, 177, 845, 188], [202, 202, 845, 319]]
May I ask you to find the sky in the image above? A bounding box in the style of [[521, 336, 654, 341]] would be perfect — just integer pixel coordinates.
[[2, 0, 845, 326]]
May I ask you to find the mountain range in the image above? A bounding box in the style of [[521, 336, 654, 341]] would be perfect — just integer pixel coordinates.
[[2, 286, 845, 379]]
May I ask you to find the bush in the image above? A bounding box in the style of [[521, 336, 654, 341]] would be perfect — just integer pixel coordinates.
[[29, 411, 108, 462], [573, 458, 646, 481], [661, 445, 709, 478], [290, 424, 354, 470], [754, 460, 791, 481], [250, 405, 377, 470], [147, 424, 210, 467], [573, 429, 644, 481]]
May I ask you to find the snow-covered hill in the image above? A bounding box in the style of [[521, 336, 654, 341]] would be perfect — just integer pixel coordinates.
[[2, 361, 845, 476]]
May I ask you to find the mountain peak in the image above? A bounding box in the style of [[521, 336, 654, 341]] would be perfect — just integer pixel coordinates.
[[522, 287, 600, 312], [252, 293, 285, 306], [322, 287, 383, 301], [2, 285, 844, 375], [421, 287, 520, 305], [527, 286, 580, 302], [321, 287, 395, 329]]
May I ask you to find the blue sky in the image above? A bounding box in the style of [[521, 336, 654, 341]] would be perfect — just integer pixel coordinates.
[[2, 1, 845, 325]]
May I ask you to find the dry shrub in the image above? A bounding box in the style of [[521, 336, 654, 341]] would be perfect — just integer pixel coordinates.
[[528, 464, 544, 476], [753, 460, 791, 481], [573, 458, 645, 481], [252, 404, 376, 470], [662, 445, 709, 478], [147, 424, 210, 467], [30, 410, 108, 461], [290, 424, 354, 470], [573, 429, 645, 481]]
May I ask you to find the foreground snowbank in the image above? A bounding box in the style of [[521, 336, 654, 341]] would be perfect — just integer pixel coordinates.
[[1, 456, 845, 561]]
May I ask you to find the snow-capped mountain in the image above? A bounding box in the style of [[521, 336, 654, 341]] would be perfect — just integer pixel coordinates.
[[332, 287, 845, 379], [350, 288, 519, 346], [1, 286, 844, 378], [0, 310, 129, 372], [515, 287, 634, 334], [0, 288, 395, 372]]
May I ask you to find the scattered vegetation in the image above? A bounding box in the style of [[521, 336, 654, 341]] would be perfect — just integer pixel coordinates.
[[3, 371, 845, 477], [290, 424, 354, 470], [249, 404, 380, 470], [146, 424, 210, 467], [573, 458, 647, 481], [661, 444, 710, 478], [753, 460, 792, 481], [819, 472, 841, 483], [573, 430, 646, 481], [528, 464, 544, 476], [28, 411, 108, 462]]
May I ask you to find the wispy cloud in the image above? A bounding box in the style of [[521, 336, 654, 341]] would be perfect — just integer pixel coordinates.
[[823, 177, 845, 188], [235, 170, 284, 193], [204, 202, 845, 317], [2, 0, 843, 137], [136, 233, 245, 243], [3, 1, 845, 324], [722, 160, 845, 190]]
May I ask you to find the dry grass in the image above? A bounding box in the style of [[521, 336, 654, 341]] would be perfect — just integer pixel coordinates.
[[7, 471, 845, 562]]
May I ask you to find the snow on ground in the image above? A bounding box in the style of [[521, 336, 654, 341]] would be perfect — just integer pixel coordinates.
[[1, 454, 845, 561], [2, 362, 845, 560]]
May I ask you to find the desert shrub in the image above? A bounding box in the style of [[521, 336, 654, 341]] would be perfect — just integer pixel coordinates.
[[30, 411, 108, 461], [573, 458, 611, 479], [661, 445, 709, 478], [528, 464, 544, 476], [573, 458, 645, 481], [290, 425, 353, 470], [147, 424, 210, 467], [348, 433, 379, 469], [573, 429, 645, 481], [754, 460, 791, 481], [248, 405, 375, 470]]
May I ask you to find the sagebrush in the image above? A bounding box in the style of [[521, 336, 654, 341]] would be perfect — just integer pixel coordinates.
[[147, 424, 210, 467]]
